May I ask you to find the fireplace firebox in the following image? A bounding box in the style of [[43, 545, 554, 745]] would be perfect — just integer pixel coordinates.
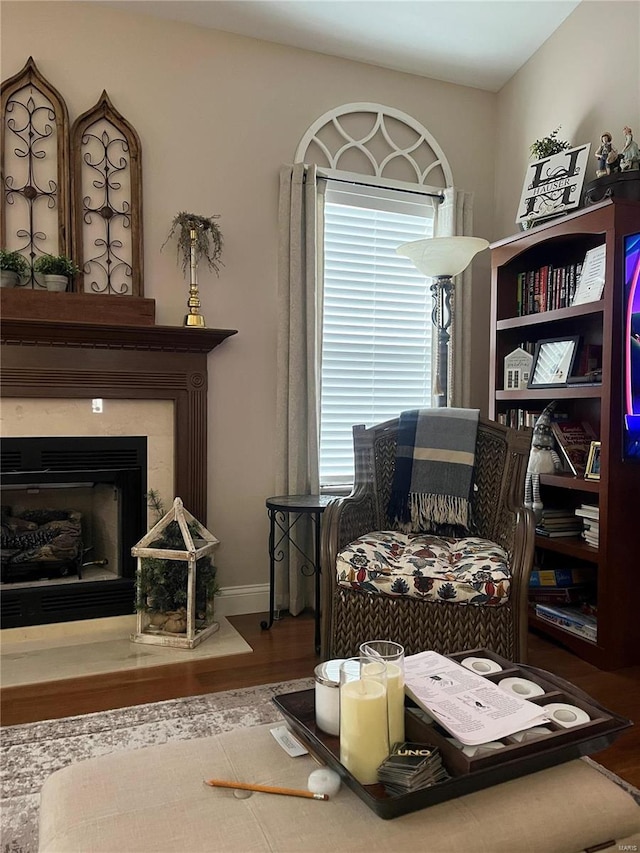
[[1, 436, 146, 628]]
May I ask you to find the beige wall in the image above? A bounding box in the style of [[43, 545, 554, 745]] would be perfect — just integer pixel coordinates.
[[495, 0, 640, 238], [1, 1, 497, 603]]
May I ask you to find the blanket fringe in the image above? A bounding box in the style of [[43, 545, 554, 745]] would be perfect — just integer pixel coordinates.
[[409, 492, 469, 530]]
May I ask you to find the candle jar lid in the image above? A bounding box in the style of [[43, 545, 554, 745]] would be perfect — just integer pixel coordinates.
[[314, 659, 346, 688]]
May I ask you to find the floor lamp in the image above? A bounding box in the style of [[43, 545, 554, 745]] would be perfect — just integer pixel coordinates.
[[396, 236, 489, 407]]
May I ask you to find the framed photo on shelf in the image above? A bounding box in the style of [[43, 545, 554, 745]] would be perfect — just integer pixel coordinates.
[[528, 336, 580, 388], [585, 441, 602, 480]]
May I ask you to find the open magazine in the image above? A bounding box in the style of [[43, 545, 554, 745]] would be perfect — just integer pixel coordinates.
[[404, 651, 549, 745]]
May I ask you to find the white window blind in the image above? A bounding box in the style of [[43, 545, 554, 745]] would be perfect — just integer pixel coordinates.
[[320, 181, 436, 486]]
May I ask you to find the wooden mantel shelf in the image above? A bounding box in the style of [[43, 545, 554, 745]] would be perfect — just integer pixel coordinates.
[[0, 318, 238, 354]]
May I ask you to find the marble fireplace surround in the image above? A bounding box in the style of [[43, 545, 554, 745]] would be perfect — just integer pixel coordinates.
[[0, 318, 237, 523]]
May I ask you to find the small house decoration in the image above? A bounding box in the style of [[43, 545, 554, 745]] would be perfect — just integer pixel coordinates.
[[131, 497, 220, 649], [504, 346, 533, 390]]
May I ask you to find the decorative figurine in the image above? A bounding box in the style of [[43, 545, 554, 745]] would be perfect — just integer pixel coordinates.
[[620, 126, 640, 171], [595, 132, 620, 177], [524, 402, 562, 523]]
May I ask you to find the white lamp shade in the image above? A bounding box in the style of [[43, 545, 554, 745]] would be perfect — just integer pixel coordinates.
[[396, 236, 489, 278]]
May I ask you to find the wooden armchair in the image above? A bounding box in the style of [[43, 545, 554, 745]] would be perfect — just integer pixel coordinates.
[[320, 416, 535, 662]]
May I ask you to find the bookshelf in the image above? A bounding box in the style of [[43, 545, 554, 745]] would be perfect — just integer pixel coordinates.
[[490, 199, 640, 669]]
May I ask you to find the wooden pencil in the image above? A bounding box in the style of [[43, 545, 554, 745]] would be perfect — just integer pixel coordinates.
[[204, 778, 329, 800]]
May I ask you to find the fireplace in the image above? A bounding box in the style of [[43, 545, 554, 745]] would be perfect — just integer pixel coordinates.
[[1, 436, 147, 628], [0, 313, 237, 629]]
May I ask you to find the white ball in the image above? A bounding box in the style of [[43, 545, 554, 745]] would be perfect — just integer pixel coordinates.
[[307, 767, 341, 797]]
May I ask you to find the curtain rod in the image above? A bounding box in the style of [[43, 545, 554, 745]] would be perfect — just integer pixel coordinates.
[[319, 174, 445, 202]]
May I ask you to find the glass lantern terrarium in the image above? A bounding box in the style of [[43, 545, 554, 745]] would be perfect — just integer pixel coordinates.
[[131, 497, 220, 649]]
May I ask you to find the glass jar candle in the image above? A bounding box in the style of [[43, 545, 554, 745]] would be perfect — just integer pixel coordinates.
[[314, 659, 345, 735]]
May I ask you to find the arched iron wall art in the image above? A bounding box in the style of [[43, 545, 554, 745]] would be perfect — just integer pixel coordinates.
[[71, 91, 143, 296], [1, 57, 71, 288]]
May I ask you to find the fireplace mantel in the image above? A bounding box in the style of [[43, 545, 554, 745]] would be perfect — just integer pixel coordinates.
[[1, 318, 238, 521], [0, 318, 237, 353]]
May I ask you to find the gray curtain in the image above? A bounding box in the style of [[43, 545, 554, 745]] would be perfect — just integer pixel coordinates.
[[435, 188, 475, 407], [274, 163, 322, 616]]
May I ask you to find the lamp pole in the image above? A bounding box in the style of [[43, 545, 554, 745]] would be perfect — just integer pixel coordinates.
[[431, 275, 453, 407]]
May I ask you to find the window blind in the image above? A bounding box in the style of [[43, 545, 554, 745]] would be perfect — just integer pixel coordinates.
[[320, 182, 436, 486]]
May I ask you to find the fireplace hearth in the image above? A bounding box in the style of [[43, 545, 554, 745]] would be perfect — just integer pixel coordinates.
[[1, 436, 146, 628]]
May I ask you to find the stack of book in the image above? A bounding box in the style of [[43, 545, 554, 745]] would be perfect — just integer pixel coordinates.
[[535, 508, 583, 538], [534, 603, 597, 643], [574, 503, 599, 547]]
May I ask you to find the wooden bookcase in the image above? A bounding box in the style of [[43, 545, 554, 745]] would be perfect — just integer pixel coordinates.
[[489, 198, 640, 669]]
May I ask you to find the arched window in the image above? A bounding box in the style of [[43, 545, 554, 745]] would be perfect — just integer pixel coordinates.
[[295, 104, 466, 486]]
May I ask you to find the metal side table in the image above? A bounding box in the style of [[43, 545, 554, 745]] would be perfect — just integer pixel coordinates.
[[262, 494, 338, 654]]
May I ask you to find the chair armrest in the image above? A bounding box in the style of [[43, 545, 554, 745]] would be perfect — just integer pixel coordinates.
[[319, 491, 376, 658]]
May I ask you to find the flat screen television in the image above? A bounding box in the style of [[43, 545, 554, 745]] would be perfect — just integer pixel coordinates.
[[624, 231, 640, 460]]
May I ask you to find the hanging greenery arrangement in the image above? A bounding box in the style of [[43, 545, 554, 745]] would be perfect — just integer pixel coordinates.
[[162, 211, 224, 276]]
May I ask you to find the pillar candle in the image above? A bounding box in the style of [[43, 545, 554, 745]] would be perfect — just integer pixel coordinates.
[[339, 679, 388, 785]]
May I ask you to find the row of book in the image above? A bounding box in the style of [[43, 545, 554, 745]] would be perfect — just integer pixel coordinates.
[[516, 262, 583, 316], [496, 408, 571, 431]]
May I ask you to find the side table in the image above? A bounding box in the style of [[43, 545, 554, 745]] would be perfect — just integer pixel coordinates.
[[262, 494, 338, 654]]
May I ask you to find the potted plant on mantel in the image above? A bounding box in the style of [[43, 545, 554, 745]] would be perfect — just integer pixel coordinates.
[[0, 250, 29, 288], [33, 253, 80, 292]]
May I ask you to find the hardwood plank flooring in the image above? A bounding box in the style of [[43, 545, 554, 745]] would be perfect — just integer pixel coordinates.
[[1, 613, 638, 787]]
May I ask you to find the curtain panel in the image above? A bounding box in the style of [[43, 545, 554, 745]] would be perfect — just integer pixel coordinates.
[[274, 163, 322, 615]]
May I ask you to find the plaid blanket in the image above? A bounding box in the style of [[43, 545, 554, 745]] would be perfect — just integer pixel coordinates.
[[388, 408, 479, 532]]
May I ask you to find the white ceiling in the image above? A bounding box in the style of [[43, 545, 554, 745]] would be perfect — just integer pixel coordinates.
[[100, 0, 581, 92]]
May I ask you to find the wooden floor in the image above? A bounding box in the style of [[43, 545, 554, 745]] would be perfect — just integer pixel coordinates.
[[2, 612, 639, 787]]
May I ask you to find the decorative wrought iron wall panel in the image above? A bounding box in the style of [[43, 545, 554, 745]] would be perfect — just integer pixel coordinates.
[[1, 57, 71, 288], [71, 92, 143, 296]]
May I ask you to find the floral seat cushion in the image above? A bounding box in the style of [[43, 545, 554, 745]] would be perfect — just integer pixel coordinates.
[[336, 530, 511, 606]]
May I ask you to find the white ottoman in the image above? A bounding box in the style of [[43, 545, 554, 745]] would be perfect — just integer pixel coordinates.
[[39, 723, 640, 852]]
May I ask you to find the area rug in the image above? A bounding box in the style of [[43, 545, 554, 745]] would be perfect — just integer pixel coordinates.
[[2, 678, 638, 853], [1, 677, 314, 853]]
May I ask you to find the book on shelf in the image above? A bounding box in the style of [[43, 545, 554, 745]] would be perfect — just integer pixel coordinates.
[[528, 585, 592, 605], [529, 567, 596, 587], [535, 609, 598, 643], [536, 527, 583, 538], [571, 245, 606, 306], [583, 531, 599, 547], [575, 504, 599, 521], [550, 421, 597, 476], [534, 604, 597, 641]]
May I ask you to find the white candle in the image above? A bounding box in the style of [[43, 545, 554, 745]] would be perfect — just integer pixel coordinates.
[[340, 679, 388, 785], [314, 660, 344, 736]]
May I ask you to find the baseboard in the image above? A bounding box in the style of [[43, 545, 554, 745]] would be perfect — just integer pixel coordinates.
[[216, 583, 270, 617]]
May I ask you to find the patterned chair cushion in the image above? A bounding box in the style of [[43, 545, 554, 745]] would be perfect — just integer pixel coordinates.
[[336, 530, 510, 606]]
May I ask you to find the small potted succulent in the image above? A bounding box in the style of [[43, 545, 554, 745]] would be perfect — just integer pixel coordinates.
[[0, 250, 29, 288], [33, 253, 80, 291]]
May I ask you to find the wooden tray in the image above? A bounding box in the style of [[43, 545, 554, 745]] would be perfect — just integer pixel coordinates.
[[273, 648, 632, 819]]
